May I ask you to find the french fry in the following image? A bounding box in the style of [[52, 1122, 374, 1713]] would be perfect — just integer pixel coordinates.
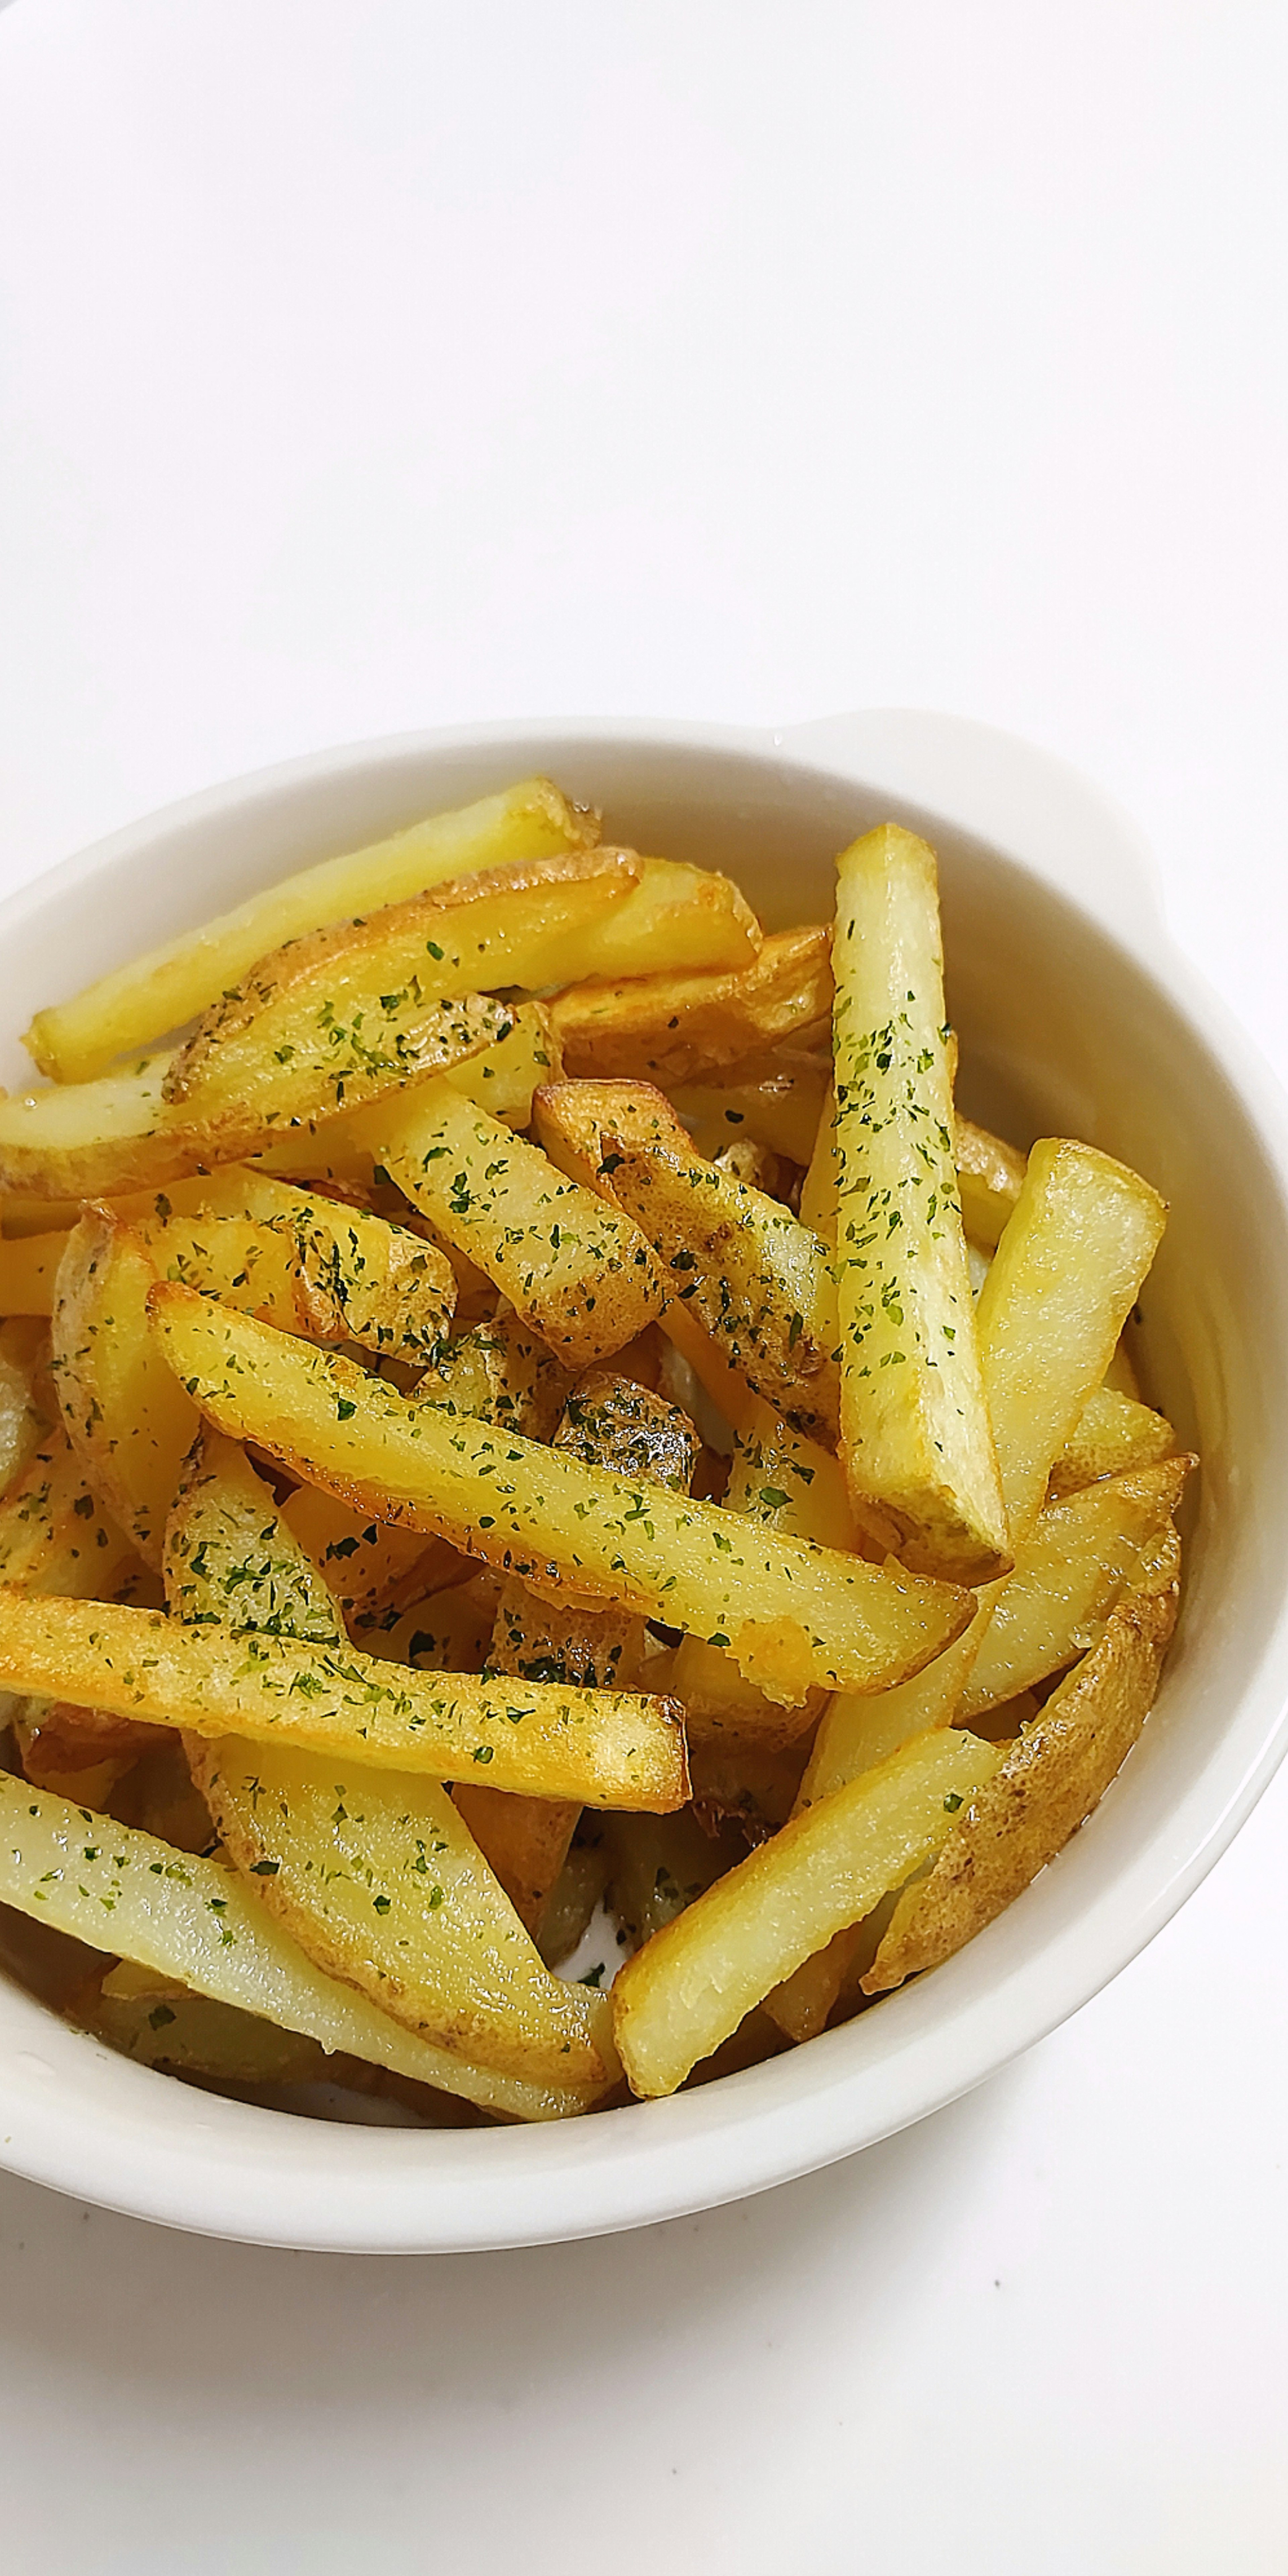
[[832, 824, 1010, 1585], [549, 927, 829, 1085], [0, 1425, 139, 1598], [458, 1370, 700, 1931], [149, 1288, 974, 1703], [415, 1304, 572, 1438], [0, 1775, 605, 2121], [863, 1573, 1180, 1994], [0, 1234, 65, 1319], [602, 1807, 744, 1949], [0, 1587, 689, 1809], [798, 1083, 838, 1239], [956, 1117, 1027, 1248], [372, 1081, 664, 1368], [566, 855, 760, 982], [82, 1961, 329, 2087], [25, 776, 598, 1085], [959, 1454, 1194, 1719], [0, 1317, 56, 1491], [1050, 1383, 1176, 1497], [145, 1181, 457, 1368], [606, 1134, 841, 1444], [52, 1211, 198, 1569], [668, 1051, 830, 1168], [164, 1430, 346, 1643], [612, 1726, 1002, 2095], [279, 1485, 460, 1622], [361, 1572, 503, 1674], [688, 1730, 812, 1836], [538, 1831, 611, 1968], [258, 1004, 563, 1181]]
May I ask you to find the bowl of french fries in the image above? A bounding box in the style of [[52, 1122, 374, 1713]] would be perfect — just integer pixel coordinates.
[[0, 708, 1283, 2250]]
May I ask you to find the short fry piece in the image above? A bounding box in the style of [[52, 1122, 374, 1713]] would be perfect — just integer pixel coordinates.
[[956, 1117, 1027, 1248], [149, 1289, 973, 1703], [25, 776, 597, 1084], [0, 1426, 139, 1598], [147, 1180, 456, 1367], [832, 824, 1009, 1584], [0, 1775, 604, 2121], [53, 1211, 198, 1568], [415, 1305, 572, 1439], [863, 1580, 1179, 1994], [613, 1726, 1002, 2095], [374, 1081, 663, 1368], [1051, 1383, 1176, 1497], [164, 1430, 345, 1644], [668, 1052, 830, 1168], [549, 926, 829, 1085]]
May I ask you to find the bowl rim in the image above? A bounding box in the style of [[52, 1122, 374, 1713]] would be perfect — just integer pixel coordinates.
[[3, 705, 1288, 2255]]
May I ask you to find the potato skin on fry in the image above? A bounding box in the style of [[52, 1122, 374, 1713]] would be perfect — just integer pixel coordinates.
[[862, 1575, 1180, 1994], [549, 926, 831, 1086]]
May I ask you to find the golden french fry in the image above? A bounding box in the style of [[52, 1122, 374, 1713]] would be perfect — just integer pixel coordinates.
[[146, 1179, 456, 1368], [361, 1572, 502, 1673], [0, 1774, 605, 2121], [0, 1317, 56, 1492], [0, 1424, 139, 1598], [1050, 1383, 1176, 1497], [415, 1304, 572, 1439], [549, 927, 829, 1085], [613, 1726, 1002, 2095], [53, 1211, 198, 1568], [279, 1484, 460, 1621], [864, 1576, 1179, 1994], [258, 1004, 564, 1180], [25, 776, 598, 1085], [606, 1135, 841, 1444], [149, 1287, 974, 1704], [956, 1116, 1027, 1248], [372, 1080, 664, 1368], [0, 1585, 688, 1809], [0, 1233, 65, 1318], [832, 824, 1009, 1585], [164, 1429, 345, 1644], [667, 1051, 830, 1168]]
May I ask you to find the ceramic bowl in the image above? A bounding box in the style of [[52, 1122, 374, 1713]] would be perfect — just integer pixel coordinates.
[[1, 708, 1285, 2251]]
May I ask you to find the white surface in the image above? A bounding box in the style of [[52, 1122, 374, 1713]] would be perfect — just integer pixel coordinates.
[[0, 0, 1284, 2563]]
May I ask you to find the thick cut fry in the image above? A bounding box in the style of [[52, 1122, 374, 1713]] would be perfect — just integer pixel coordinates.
[[190, 1736, 613, 2084], [25, 777, 598, 1085], [459, 1371, 699, 1930], [956, 1116, 1027, 1249], [279, 1486, 458, 1621], [669, 1052, 830, 1168], [0, 1053, 188, 1200], [959, 1455, 1194, 1718], [864, 1579, 1179, 1994], [602, 1808, 744, 1949], [83, 1963, 329, 2086], [1050, 1383, 1176, 1497], [259, 1005, 563, 1179], [165, 1431, 346, 1643], [0, 1587, 688, 1808], [0, 1425, 139, 1598], [150, 1289, 973, 1703], [373, 1081, 663, 1368], [0, 1776, 604, 2121], [532, 1077, 694, 1188], [414, 1305, 572, 1439], [145, 1181, 456, 1367], [612, 1727, 1002, 2096], [607, 1136, 841, 1444], [549, 927, 829, 1085], [832, 824, 1010, 1585], [53, 1212, 198, 1568]]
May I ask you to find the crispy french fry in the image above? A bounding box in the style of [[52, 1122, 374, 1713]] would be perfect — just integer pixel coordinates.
[[832, 824, 1010, 1585], [149, 1288, 973, 1703], [613, 1726, 1002, 2095], [549, 927, 829, 1085], [0, 1774, 605, 2120], [25, 777, 598, 1085], [145, 1180, 456, 1368], [956, 1117, 1027, 1248], [279, 1485, 459, 1622], [668, 1051, 830, 1168], [372, 1080, 664, 1368], [0, 1425, 139, 1598], [1050, 1383, 1176, 1497], [258, 1005, 564, 1181], [606, 1135, 841, 1444], [52, 1211, 198, 1569], [0, 1586, 688, 1809], [864, 1575, 1179, 1994], [959, 1454, 1194, 1718], [164, 1430, 346, 1643], [415, 1305, 572, 1439]]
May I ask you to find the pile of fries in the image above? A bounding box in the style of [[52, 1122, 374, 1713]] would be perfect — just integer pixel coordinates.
[[0, 777, 1195, 2121]]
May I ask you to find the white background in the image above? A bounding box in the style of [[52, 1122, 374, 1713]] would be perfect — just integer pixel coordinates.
[[1, 5, 1286, 2568]]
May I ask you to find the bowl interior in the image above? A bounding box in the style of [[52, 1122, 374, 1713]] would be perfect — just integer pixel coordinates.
[[2, 726, 1285, 2248]]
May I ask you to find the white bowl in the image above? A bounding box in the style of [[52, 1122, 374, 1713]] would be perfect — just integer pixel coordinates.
[[2, 708, 1286, 2252]]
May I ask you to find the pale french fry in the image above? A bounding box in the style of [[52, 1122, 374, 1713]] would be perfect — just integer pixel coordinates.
[[832, 824, 1010, 1585], [372, 1080, 664, 1368], [612, 1726, 1002, 2096], [0, 1317, 56, 1492], [864, 1575, 1180, 1994], [959, 1454, 1194, 1718], [0, 1425, 139, 1598], [549, 927, 828, 1085], [1051, 1383, 1176, 1497], [563, 855, 760, 982], [25, 776, 598, 1085], [164, 1430, 346, 1643], [0, 1775, 605, 2121], [83, 1964, 329, 2087], [606, 1135, 841, 1444], [797, 1082, 838, 1239], [148, 1288, 974, 1704], [668, 1051, 830, 1168], [956, 1116, 1027, 1248], [458, 1370, 700, 1931], [52, 1211, 198, 1568], [0, 1586, 689, 1809], [768, 1888, 903, 2042]]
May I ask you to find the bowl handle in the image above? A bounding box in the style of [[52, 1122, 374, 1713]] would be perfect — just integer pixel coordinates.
[[777, 707, 1164, 954]]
